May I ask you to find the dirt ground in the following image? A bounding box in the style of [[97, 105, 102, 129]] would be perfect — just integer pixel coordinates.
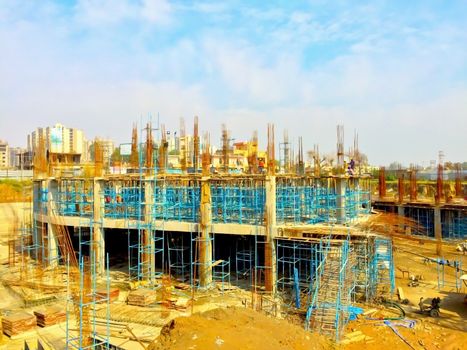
[[146, 237, 467, 350], [0, 202, 466, 349], [341, 237, 467, 350], [148, 306, 332, 350]]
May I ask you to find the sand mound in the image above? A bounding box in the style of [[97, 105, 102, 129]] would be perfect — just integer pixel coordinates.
[[149, 306, 331, 350]]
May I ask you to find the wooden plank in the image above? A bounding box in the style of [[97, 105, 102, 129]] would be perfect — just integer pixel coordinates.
[[397, 287, 405, 300]]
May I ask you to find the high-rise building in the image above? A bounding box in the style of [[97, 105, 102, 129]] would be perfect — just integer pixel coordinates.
[[9, 147, 31, 169], [27, 123, 87, 163], [0, 140, 9, 168]]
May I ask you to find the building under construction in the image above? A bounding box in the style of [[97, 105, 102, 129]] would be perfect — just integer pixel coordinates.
[[8, 119, 466, 348]]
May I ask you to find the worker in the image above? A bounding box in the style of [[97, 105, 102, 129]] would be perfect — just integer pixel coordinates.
[[258, 159, 265, 173], [348, 158, 355, 176], [431, 297, 441, 310], [418, 297, 425, 312]]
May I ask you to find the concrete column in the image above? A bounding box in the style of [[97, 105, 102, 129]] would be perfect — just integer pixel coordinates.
[[397, 205, 409, 234], [336, 177, 346, 224], [354, 177, 360, 217], [93, 179, 105, 276], [144, 177, 156, 283], [46, 222, 59, 268], [32, 181, 42, 262], [45, 179, 59, 267], [265, 175, 277, 294], [434, 207, 442, 256], [199, 177, 213, 288], [397, 205, 404, 217]]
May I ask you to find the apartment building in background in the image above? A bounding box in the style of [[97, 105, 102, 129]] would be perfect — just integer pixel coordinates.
[[27, 123, 88, 164], [0, 140, 9, 168]]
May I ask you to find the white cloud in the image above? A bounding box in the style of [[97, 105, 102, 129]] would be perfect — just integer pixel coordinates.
[[141, 0, 172, 24], [202, 38, 314, 107], [74, 0, 134, 25], [73, 0, 172, 26]]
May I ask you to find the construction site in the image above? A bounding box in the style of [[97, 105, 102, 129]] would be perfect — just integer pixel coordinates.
[[0, 119, 466, 350]]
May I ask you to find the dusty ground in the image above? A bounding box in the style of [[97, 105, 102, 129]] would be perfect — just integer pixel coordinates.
[[341, 237, 467, 350], [149, 306, 331, 350], [0, 202, 466, 349]]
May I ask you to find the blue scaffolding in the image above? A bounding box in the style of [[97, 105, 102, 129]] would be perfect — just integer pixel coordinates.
[[153, 180, 200, 222], [275, 177, 369, 225], [56, 179, 94, 218], [437, 258, 462, 292], [213, 258, 231, 294], [369, 238, 395, 300], [103, 180, 142, 220], [66, 215, 110, 349], [167, 234, 191, 282], [441, 211, 467, 240], [211, 179, 265, 225], [405, 207, 435, 237], [235, 249, 254, 285], [276, 240, 316, 298]]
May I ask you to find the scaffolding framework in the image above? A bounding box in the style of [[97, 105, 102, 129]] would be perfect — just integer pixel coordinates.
[[235, 249, 254, 285], [369, 238, 395, 301], [305, 232, 354, 341], [211, 178, 265, 225], [437, 258, 463, 292], [56, 179, 94, 218], [167, 234, 191, 282], [66, 253, 110, 349], [404, 207, 435, 237], [66, 208, 110, 349], [276, 240, 316, 298], [276, 177, 371, 225], [441, 210, 467, 240]]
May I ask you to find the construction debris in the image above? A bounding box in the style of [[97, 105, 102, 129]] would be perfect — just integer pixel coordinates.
[[33, 306, 67, 327], [127, 289, 158, 307], [96, 288, 120, 303], [2, 312, 36, 336]]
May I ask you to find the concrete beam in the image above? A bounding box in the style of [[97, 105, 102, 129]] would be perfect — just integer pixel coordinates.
[[33, 213, 268, 236]]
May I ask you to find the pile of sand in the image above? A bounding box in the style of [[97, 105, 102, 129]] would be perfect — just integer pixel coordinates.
[[149, 306, 331, 350]]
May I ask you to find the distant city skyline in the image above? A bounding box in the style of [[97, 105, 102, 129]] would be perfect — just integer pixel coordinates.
[[1, 1, 466, 166]]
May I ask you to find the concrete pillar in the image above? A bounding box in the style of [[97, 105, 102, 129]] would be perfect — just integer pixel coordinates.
[[336, 177, 346, 224], [144, 177, 156, 283], [354, 177, 360, 217], [199, 177, 213, 288], [397, 205, 404, 217], [397, 205, 408, 233], [93, 179, 105, 276], [265, 175, 277, 294], [45, 179, 59, 267], [32, 181, 42, 262], [434, 207, 442, 256], [46, 222, 59, 268]]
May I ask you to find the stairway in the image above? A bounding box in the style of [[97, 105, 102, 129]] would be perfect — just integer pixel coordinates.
[[311, 248, 341, 337], [306, 240, 353, 341]]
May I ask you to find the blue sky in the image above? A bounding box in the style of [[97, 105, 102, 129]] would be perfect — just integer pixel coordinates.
[[1, 0, 466, 166]]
